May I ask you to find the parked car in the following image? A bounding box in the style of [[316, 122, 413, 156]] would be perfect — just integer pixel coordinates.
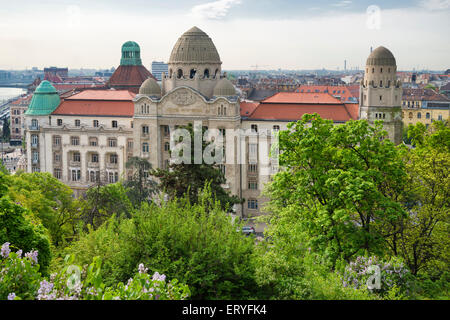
[[241, 226, 256, 236]]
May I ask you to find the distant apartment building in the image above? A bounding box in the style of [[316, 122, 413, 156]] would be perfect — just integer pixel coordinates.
[[151, 61, 168, 81], [9, 95, 32, 146], [401, 88, 450, 127]]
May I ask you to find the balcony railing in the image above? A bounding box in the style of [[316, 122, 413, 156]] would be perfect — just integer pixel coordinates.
[[106, 162, 118, 169], [88, 161, 99, 168], [29, 125, 39, 131], [31, 143, 39, 148], [69, 160, 81, 167]]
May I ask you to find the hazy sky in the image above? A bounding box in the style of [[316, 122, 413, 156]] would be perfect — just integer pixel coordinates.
[[0, 0, 449, 71]]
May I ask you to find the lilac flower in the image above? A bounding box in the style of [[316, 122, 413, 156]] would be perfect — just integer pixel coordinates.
[[138, 263, 148, 274], [37, 280, 55, 300], [1, 242, 11, 258], [152, 272, 166, 282], [25, 250, 38, 264], [7, 293, 16, 300], [16, 250, 22, 258]]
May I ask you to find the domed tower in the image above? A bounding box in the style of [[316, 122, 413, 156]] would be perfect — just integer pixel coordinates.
[[25, 80, 60, 116], [359, 46, 403, 144], [107, 41, 156, 93], [162, 26, 223, 98], [138, 77, 161, 99]]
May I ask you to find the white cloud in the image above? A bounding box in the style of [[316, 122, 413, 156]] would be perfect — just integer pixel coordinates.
[[332, 1, 352, 7], [419, 0, 450, 10], [190, 0, 242, 20]]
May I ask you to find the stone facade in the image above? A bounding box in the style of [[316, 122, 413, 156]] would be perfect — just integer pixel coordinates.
[[359, 46, 403, 144]]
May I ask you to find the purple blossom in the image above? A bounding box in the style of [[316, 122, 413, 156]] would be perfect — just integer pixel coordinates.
[[7, 293, 16, 300], [138, 263, 148, 274], [37, 280, 55, 300], [25, 250, 38, 264], [152, 272, 166, 282], [1, 242, 11, 258]]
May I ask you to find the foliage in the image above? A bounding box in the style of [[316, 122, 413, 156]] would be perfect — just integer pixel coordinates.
[[124, 157, 158, 207], [67, 185, 257, 299], [80, 182, 133, 230], [254, 240, 373, 300], [0, 242, 189, 300], [151, 123, 241, 212], [0, 242, 41, 300], [4, 172, 80, 246], [0, 196, 51, 275], [264, 114, 407, 267], [342, 256, 412, 298], [387, 121, 450, 276]]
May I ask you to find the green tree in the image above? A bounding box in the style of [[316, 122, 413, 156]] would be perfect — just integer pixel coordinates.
[[264, 114, 407, 267], [387, 122, 450, 276], [124, 157, 158, 207], [151, 123, 241, 211], [68, 185, 257, 299], [80, 181, 133, 230], [4, 172, 80, 246], [2, 119, 10, 142], [0, 172, 51, 274]]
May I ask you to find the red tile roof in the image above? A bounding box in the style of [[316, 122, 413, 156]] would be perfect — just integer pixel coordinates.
[[295, 85, 359, 103], [262, 92, 342, 104], [240, 101, 259, 117], [64, 90, 136, 101], [53, 83, 105, 91], [248, 103, 356, 122], [107, 65, 155, 93], [52, 90, 135, 117]]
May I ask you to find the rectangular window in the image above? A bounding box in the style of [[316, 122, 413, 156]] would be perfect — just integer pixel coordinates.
[[89, 137, 98, 146], [251, 124, 258, 133], [57, 119, 62, 126], [54, 153, 61, 162], [248, 164, 258, 173], [248, 179, 258, 190], [142, 143, 149, 153], [127, 140, 133, 149], [91, 153, 99, 163], [71, 136, 79, 146], [54, 168, 62, 179], [108, 138, 117, 147], [142, 126, 149, 135], [112, 120, 118, 128], [93, 120, 99, 127], [53, 135, 61, 146], [75, 119, 81, 127], [163, 125, 170, 136], [71, 169, 81, 181], [73, 152, 80, 162], [248, 199, 258, 210], [273, 125, 280, 132], [249, 143, 258, 157], [110, 154, 118, 164]]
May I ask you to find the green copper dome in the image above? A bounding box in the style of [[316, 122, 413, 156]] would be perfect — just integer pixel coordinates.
[[120, 41, 142, 66], [25, 81, 60, 116]]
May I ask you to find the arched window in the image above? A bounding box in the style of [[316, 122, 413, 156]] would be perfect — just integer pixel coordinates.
[[169, 69, 173, 78], [190, 69, 196, 79], [380, 68, 383, 73], [204, 69, 210, 78], [426, 112, 430, 119], [372, 68, 375, 73], [14, 118, 18, 124], [417, 112, 421, 119], [380, 80, 383, 87], [177, 69, 183, 79], [409, 112, 413, 119]]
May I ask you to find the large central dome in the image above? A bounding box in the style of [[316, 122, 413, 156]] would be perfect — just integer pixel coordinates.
[[169, 26, 221, 64]]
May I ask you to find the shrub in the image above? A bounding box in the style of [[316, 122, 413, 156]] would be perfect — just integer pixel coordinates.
[[342, 256, 413, 298], [0, 242, 189, 300]]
